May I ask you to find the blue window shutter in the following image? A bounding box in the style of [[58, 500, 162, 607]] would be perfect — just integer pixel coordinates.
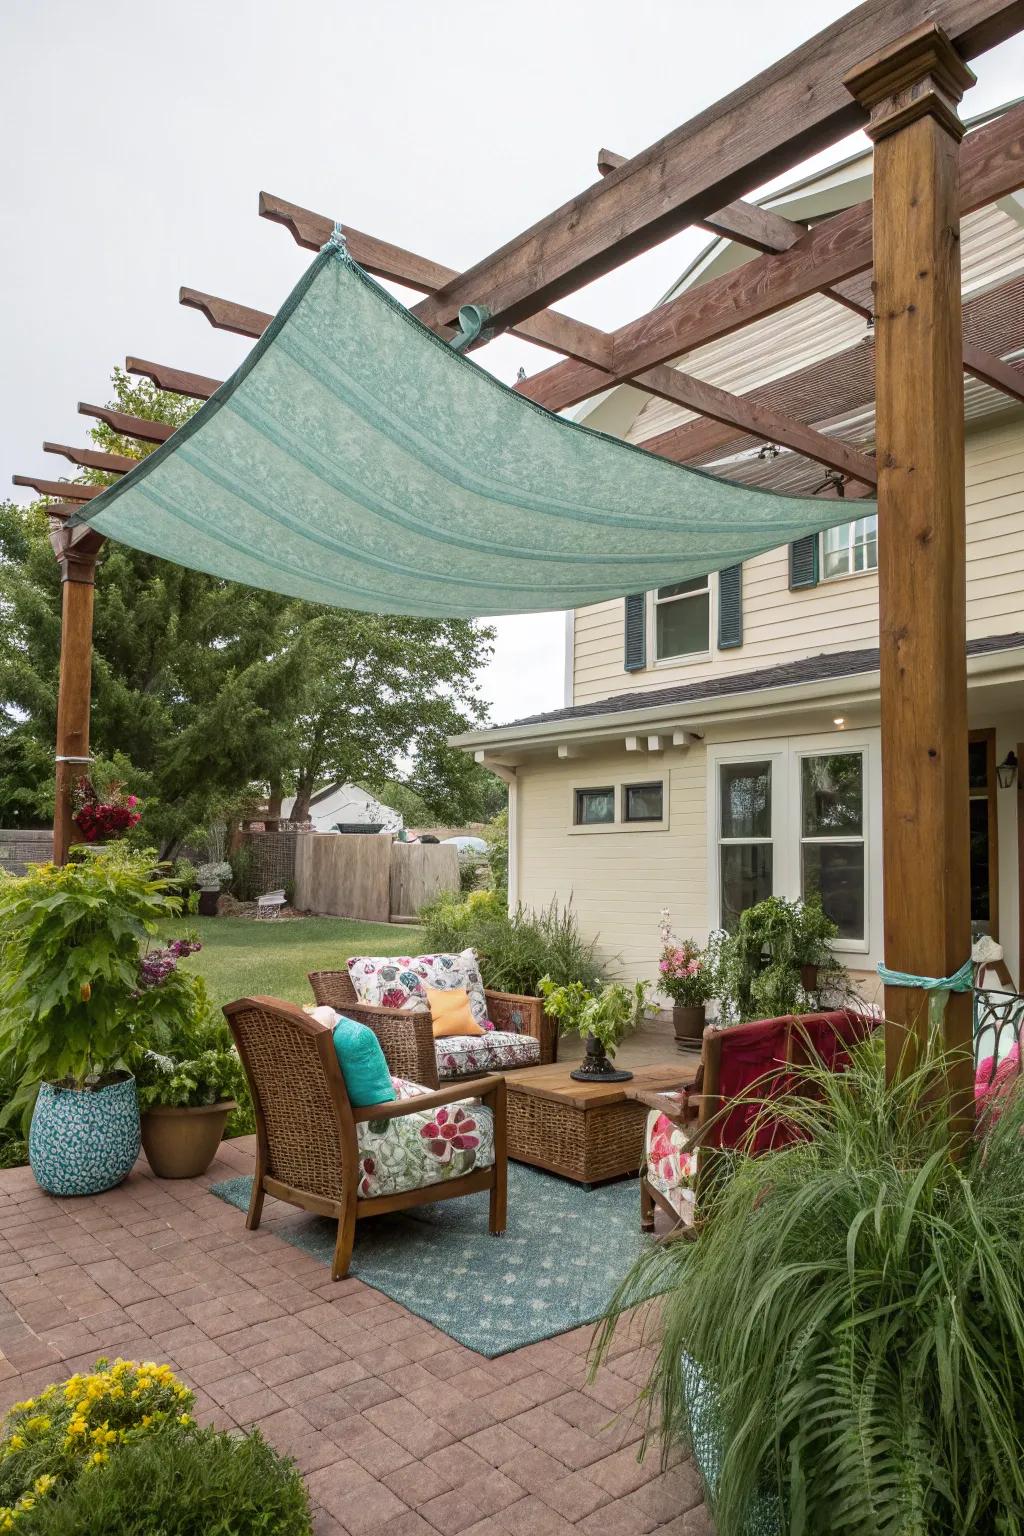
[[624, 594, 647, 672], [717, 564, 743, 649], [789, 535, 819, 590]]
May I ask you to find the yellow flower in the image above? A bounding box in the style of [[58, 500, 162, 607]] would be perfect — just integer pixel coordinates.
[[66, 1418, 87, 1438], [33, 1475, 55, 1496], [24, 1415, 50, 1434], [177, 1413, 191, 1427], [6, 1435, 24, 1452], [90, 1450, 108, 1467], [15, 1495, 33, 1511], [140, 1415, 153, 1429], [10, 1401, 33, 1413]]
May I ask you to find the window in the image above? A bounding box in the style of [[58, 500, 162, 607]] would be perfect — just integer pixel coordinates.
[[655, 578, 710, 660], [821, 515, 878, 580], [574, 787, 614, 825], [968, 731, 998, 934], [799, 752, 865, 940], [624, 782, 663, 822], [718, 760, 774, 930]]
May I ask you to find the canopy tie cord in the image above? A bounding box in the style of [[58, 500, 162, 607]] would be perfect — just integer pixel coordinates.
[[877, 958, 973, 1030], [321, 222, 348, 256], [449, 304, 494, 352]]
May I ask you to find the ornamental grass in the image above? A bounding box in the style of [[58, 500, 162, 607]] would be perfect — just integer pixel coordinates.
[[595, 1036, 1024, 1535]]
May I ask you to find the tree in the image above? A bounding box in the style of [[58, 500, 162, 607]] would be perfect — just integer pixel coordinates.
[[0, 371, 496, 850]]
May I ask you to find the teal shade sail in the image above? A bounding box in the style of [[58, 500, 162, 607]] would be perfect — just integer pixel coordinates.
[[73, 236, 871, 619]]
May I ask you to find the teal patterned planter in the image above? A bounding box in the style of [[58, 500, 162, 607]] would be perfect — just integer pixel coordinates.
[[29, 1073, 140, 1196]]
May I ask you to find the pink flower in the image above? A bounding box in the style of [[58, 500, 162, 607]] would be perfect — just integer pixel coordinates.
[[420, 1107, 480, 1163]]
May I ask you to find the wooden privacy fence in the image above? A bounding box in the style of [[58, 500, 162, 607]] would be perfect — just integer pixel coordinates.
[[294, 834, 459, 922]]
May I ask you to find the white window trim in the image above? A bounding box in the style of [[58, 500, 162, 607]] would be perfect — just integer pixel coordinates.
[[706, 731, 882, 965], [819, 514, 879, 584], [649, 581, 714, 669], [569, 774, 670, 835]]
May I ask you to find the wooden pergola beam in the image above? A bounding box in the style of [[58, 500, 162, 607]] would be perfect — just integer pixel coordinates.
[[11, 476, 103, 502], [598, 147, 808, 252], [44, 442, 135, 474], [256, 195, 875, 480], [179, 287, 271, 338], [650, 273, 1024, 468], [78, 403, 174, 444], [517, 97, 1024, 412], [126, 357, 221, 400], [409, 0, 1024, 333]]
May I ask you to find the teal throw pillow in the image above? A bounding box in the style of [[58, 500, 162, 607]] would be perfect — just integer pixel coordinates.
[[331, 1015, 394, 1107]]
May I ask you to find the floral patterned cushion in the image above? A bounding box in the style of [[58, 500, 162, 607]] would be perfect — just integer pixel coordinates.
[[347, 950, 491, 1027], [434, 1031, 540, 1081], [356, 1096, 495, 1198], [645, 1094, 697, 1222]]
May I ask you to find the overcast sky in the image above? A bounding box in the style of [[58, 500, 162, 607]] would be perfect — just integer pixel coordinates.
[[3, 2, 1022, 726]]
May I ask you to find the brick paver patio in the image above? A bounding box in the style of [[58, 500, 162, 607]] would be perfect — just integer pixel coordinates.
[[0, 1136, 710, 1535]]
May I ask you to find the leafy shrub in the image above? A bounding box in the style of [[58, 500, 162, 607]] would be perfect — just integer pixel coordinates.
[[595, 1038, 1024, 1535], [0, 1361, 309, 1535], [196, 861, 232, 891], [420, 891, 605, 994], [539, 977, 649, 1056], [0, 852, 179, 1102], [227, 846, 258, 902], [712, 895, 847, 1022], [483, 810, 508, 897]]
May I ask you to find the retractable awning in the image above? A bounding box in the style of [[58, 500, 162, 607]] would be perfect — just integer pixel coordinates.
[[72, 232, 867, 618]]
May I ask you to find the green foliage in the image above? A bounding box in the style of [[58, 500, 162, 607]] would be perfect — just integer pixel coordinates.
[[19, 1426, 310, 1535], [712, 895, 847, 1022], [134, 998, 252, 1133], [483, 809, 509, 897], [420, 891, 605, 995], [538, 977, 649, 1056], [226, 846, 258, 902], [0, 851, 178, 1094], [0, 1353, 309, 1535], [595, 1038, 1024, 1535]]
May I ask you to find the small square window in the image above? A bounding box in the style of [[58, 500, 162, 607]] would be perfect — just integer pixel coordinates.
[[624, 782, 663, 822], [575, 787, 614, 825]]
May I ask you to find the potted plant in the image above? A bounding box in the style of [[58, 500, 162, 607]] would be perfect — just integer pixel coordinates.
[[657, 910, 714, 1046], [137, 1040, 242, 1178], [539, 976, 649, 1083], [0, 850, 178, 1197], [70, 775, 142, 844], [195, 861, 232, 917], [713, 896, 845, 1024]]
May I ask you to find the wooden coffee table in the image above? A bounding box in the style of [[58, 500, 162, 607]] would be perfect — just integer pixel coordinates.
[[502, 1061, 699, 1185]]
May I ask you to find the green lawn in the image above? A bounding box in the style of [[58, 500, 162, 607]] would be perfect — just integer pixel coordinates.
[[159, 916, 424, 1011]]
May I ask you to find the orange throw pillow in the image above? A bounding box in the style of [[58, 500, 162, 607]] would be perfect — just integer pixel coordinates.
[[427, 987, 484, 1039]]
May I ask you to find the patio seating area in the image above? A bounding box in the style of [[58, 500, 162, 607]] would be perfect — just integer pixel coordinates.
[[0, 1138, 710, 1536]]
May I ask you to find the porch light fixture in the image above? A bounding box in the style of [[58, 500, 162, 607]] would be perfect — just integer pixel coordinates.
[[996, 750, 1018, 789], [833, 716, 846, 729]]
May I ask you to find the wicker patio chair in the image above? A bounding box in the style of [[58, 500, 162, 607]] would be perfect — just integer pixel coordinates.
[[637, 1009, 877, 1236], [307, 967, 558, 1089], [223, 996, 507, 1280]]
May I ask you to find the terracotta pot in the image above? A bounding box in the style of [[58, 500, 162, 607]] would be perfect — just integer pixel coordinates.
[[800, 963, 820, 992], [672, 1005, 706, 1045], [141, 1101, 235, 1179], [198, 888, 220, 917]]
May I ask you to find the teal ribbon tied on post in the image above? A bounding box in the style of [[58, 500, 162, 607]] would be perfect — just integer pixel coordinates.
[[876, 957, 974, 1029]]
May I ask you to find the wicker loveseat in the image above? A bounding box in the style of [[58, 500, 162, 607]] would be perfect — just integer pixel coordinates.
[[224, 996, 507, 1280], [308, 965, 558, 1089]]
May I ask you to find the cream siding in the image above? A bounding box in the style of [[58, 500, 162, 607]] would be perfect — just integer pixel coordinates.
[[516, 745, 706, 984], [572, 411, 1024, 704]]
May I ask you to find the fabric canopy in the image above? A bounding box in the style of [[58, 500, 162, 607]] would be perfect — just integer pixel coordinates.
[[73, 232, 871, 618]]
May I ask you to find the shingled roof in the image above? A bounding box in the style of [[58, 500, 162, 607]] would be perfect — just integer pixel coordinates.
[[495, 632, 1024, 731]]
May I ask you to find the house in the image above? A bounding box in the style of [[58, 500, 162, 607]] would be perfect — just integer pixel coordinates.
[[279, 783, 402, 835], [453, 108, 1024, 998]]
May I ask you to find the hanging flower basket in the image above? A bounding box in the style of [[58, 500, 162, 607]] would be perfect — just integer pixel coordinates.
[[71, 777, 142, 842]]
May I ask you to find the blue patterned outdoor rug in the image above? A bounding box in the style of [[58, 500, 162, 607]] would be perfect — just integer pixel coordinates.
[[210, 1165, 662, 1356]]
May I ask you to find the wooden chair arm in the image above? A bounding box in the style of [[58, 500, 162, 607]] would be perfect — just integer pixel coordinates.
[[352, 1074, 507, 1123], [629, 1088, 694, 1116]]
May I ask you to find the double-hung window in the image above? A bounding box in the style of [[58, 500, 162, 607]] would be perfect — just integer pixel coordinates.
[[718, 760, 774, 930], [713, 742, 872, 950], [799, 752, 865, 941], [821, 515, 878, 580], [655, 578, 710, 660]]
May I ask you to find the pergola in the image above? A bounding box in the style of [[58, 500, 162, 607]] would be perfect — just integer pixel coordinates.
[[13, 0, 1024, 1108]]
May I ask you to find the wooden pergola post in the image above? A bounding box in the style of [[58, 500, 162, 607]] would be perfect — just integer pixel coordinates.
[[846, 26, 975, 1116], [50, 526, 104, 865]]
